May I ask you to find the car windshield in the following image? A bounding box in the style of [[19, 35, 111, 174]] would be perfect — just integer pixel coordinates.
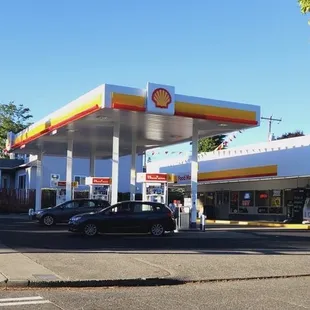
[[98, 206, 111, 213], [53, 201, 74, 208], [53, 202, 65, 208]]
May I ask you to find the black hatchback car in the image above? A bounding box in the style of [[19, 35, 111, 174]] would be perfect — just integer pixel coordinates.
[[35, 199, 110, 226], [68, 200, 176, 237]]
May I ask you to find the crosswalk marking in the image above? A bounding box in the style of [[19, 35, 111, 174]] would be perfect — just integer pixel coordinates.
[[0, 296, 51, 307], [0, 297, 43, 302]]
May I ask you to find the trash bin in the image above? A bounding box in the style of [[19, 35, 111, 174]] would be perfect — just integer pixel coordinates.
[[179, 212, 190, 230]]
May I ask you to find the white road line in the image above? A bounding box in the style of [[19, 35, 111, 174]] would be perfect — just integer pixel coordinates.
[[0, 296, 51, 307], [0, 300, 51, 307], [0, 296, 43, 302]]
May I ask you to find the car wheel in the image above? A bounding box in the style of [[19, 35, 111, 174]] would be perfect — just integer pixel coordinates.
[[83, 223, 98, 237], [150, 223, 165, 237], [43, 215, 55, 226]]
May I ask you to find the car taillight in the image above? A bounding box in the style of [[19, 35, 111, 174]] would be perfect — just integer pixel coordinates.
[[168, 211, 173, 218]]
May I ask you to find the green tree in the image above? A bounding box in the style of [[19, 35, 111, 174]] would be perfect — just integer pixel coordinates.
[[298, 0, 310, 24], [299, 0, 310, 13], [197, 135, 226, 153], [0, 102, 33, 157], [276, 130, 304, 140]]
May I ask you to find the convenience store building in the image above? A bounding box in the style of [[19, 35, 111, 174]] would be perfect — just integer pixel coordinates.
[[147, 135, 310, 221]]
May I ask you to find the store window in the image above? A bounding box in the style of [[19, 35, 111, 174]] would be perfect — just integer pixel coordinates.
[[255, 190, 270, 214], [205, 192, 215, 206], [238, 191, 254, 213], [216, 191, 229, 205], [74, 175, 86, 186], [230, 191, 239, 213], [269, 189, 283, 214], [284, 189, 294, 206], [284, 189, 294, 217]]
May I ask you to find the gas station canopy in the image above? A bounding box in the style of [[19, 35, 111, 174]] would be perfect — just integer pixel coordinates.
[[5, 82, 260, 158]]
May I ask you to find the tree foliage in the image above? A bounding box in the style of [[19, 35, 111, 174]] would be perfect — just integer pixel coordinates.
[[299, 0, 310, 24], [299, 0, 310, 14], [276, 130, 304, 140], [0, 102, 33, 156], [198, 135, 226, 153]]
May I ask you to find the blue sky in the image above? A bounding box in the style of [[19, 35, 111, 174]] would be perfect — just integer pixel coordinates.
[[0, 0, 309, 161]]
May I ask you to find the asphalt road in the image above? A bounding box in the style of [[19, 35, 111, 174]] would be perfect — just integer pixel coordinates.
[[1, 277, 310, 309], [1, 218, 310, 309], [0, 217, 309, 253]]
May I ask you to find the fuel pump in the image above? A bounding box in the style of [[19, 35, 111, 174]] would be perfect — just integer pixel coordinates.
[[85, 177, 112, 202], [55, 181, 78, 205], [136, 173, 176, 204]]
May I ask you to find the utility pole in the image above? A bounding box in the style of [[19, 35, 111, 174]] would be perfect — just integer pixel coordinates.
[[261, 115, 282, 141]]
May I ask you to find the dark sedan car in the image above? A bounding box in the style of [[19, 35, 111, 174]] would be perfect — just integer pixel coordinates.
[[35, 199, 110, 226], [68, 200, 176, 237]]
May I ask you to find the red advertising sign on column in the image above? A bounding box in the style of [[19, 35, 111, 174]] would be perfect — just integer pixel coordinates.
[[92, 177, 112, 185], [145, 173, 168, 182], [86, 177, 112, 185]]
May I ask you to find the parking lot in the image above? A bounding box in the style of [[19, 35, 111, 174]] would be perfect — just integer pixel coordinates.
[[1, 215, 310, 253], [1, 215, 310, 252]]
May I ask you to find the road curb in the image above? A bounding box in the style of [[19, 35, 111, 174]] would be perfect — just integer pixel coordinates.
[[203, 220, 310, 229], [4, 273, 310, 288], [5, 279, 30, 287]]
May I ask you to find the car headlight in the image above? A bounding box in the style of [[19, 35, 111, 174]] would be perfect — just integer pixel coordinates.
[[36, 211, 44, 217], [71, 216, 82, 222]]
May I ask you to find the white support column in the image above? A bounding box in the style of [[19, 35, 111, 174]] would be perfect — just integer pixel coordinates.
[[66, 139, 73, 201], [89, 148, 96, 199], [130, 131, 137, 201], [35, 152, 43, 211], [90, 149, 96, 177], [190, 121, 199, 228], [111, 122, 120, 205]]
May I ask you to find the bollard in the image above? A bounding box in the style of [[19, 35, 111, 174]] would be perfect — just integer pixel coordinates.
[[174, 208, 180, 233], [200, 214, 206, 232], [28, 208, 34, 220]]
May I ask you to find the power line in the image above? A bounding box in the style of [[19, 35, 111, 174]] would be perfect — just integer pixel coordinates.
[[261, 115, 282, 141]]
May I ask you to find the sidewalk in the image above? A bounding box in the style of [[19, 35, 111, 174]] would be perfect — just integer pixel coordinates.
[[203, 219, 310, 229], [1, 239, 310, 288], [0, 242, 61, 286]]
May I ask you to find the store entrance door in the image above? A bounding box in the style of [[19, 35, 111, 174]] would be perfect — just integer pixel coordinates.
[[292, 188, 306, 223], [199, 192, 216, 219], [215, 191, 230, 220]]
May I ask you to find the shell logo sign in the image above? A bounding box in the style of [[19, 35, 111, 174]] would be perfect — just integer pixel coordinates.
[[151, 88, 172, 109], [146, 82, 175, 115]]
